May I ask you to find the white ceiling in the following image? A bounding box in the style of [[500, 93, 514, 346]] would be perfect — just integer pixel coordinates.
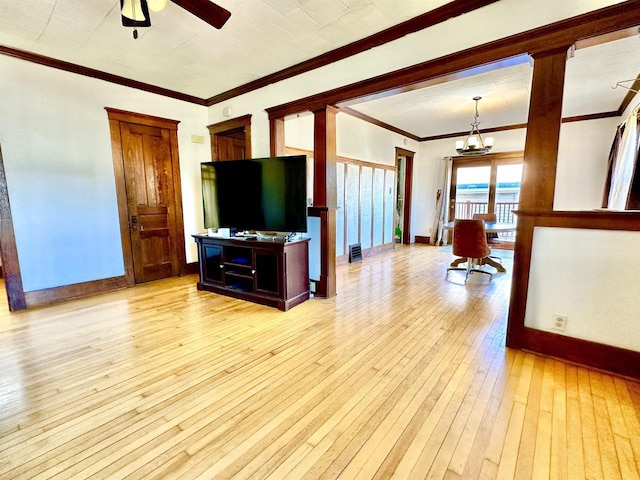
[[350, 35, 640, 137], [1, 0, 639, 138], [0, 0, 446, 98]]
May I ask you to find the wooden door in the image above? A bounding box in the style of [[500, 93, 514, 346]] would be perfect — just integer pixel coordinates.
[[216, 128, 246, 160], [216, 129, 247, 160], [207, 115, 252, 161], [121, 122, 180, 283]]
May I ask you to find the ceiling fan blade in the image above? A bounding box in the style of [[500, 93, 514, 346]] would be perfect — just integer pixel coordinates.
[[171, 0, 231, 29]]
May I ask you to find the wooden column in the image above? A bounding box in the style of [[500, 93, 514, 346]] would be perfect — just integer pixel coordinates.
[[506, 47, 569, 348], [312, 106, 338, 298], [519, 48, 569, 211], [270, 117, 285, 157]]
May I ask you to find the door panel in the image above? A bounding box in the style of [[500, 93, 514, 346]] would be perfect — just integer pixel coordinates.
[[215, 128, 246, 160], [121, 122, 179, 283]]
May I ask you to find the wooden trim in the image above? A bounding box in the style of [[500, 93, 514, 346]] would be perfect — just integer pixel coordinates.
[[185, 262, 199, 275], [523, 330, 640, 380], [24, 276, 128, 308], [416, 112, 618, 143], [449, 150, 524, 220], [507, 209, 640, 380], [207, 115, 252, 161], [414, 235, 431, 244], [286, 146, 397, 172], [574, 26, 640, 50], [312, 106, 339, 208], [271, 118, 286, 157], [105, 108, 180, 129], [307, 206, 340, 216], [451, 150, 524, 163], [506, 49, 567, 356], [340, 107, 421, 141], [266, 1, 640, 119], [336, 156, 396, 170], [336, 242, 395, 265], [396, 147, 415, 245], [207, 114, 252, 134], [512, 209, 640, 230], [312, 107, 339, 298], [206, 0, 499, 106], [423, 123, 528, 141], [519, 49, 568, 212], [337, 56, 532, 111], [106, 108, 187, 285], [0, 45, 207, 106], [168, 128, 187, 276], [562, 111, 620, 124], [0, 144, 27, 310], [107, 117, 135, 286]]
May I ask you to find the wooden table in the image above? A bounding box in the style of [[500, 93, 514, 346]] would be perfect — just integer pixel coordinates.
[[444, 221, 517, 273]]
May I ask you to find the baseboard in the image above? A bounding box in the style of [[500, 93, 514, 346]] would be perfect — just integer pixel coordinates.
[[337, 242, 395, 265], [185, 261, 199, 275], [414, 236, 431, 244], [24, 275, 129, 308]]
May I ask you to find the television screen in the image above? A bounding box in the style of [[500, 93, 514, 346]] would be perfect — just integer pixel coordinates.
[[201, 155, 308, 233]]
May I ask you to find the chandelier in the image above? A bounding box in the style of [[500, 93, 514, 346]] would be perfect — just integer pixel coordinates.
[[455, 96, 494, 156]]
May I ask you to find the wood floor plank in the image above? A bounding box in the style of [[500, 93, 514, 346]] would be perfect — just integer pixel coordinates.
[[0, 245, 638, 480], [578, 367, 604, 480]]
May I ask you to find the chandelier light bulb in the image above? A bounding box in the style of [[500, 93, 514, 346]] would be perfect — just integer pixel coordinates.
[[147, 0, 168, 12]]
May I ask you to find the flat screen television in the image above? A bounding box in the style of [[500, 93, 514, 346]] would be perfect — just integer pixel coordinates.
[[201, 155, 308, 233]]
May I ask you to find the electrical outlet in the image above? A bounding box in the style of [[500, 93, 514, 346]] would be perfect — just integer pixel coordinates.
[[552, 314, 567, 332]]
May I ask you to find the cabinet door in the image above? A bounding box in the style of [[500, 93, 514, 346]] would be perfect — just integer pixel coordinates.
[[201, 244, 223, 284], [254, 250, 281, 296]]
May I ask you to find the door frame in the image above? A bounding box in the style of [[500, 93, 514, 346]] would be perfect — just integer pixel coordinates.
[[106, 108, 187, 286], [207, 114, 252, 161], [449, 150, 524, 221], [0, 144, 26, 310], [395, 147, 414, 245]]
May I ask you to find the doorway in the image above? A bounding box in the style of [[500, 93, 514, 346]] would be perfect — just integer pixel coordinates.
[[449, 151, 523, 244], [207, 114, 252, 161], [395, 147, 414, 245], [106, 108, 186, 285]]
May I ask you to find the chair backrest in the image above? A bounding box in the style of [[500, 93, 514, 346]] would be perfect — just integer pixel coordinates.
[[452, 219, 491, 258], [472, 212, 497, 223]]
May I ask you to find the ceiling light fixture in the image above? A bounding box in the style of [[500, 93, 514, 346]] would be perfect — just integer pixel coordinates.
[[147, 0, 168, 12], [120, 0, 150, 39], [455, 96, 494, 156], [121, 0, 147, 21]]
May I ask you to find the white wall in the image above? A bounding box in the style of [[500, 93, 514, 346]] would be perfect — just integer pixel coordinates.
[[0, 56, 210, 292], [1, 0, 623, 294], [413, 118, 623, 239], [525, 227, 640, 352], [207, 0, 620, 155], [415, 129, 528, 238], [555, 118, 619, 210]]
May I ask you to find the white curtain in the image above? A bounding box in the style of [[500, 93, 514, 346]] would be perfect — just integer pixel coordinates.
[[430, 157, 453, 245], [607, 111, 639, 209]]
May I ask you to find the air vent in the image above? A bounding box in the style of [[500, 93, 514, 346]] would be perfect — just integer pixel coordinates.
[[348, 243, 362, 263]]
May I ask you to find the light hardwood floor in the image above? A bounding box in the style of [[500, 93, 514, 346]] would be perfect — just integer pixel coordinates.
[[1, 245, 639, 479]]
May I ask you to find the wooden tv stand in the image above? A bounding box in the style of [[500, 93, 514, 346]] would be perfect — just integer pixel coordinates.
[[192, 234, 310, 311]]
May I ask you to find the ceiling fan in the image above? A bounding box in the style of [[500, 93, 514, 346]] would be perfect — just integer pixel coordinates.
[[120, 0, 231, 38]]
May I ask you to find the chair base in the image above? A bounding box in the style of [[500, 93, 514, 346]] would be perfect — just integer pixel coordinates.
[[446, 257, 493, 284]]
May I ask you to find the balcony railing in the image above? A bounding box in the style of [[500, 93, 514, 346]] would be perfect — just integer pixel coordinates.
[[454, 201, 518, 241]]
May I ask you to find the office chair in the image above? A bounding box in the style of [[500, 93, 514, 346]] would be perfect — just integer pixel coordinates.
[[472, 212, 500, 244], [446, 219, 493, 283]]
